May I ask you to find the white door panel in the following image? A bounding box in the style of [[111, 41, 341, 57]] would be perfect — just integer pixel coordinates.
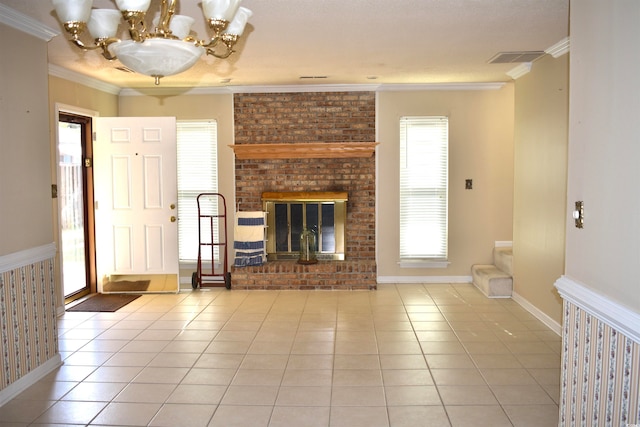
[[94, 117, 178, 293]]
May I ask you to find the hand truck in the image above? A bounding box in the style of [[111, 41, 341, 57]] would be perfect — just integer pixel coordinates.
[[191, 193, 231, 289]]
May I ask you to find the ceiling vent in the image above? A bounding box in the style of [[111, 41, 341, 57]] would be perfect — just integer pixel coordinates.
[[488, 51, 545, 64]]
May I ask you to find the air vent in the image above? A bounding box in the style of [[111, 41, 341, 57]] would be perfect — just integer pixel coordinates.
[[488, 51, 545, 64]]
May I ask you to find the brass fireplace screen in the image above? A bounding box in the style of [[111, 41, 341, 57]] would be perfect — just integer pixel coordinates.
[[262, 192, 347, 261]]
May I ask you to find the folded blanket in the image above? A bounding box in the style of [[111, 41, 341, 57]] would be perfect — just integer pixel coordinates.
[[234, 211, 266, 267], [234, 250, 265, 267]]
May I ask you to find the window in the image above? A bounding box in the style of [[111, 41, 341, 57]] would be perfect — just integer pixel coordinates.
[[399, 116, 448, 261], [177, 120, 218, 262]]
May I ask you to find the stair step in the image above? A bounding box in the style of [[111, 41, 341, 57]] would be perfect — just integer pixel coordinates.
[[471, 264, 512, 298], [493, 247, 513, 276]]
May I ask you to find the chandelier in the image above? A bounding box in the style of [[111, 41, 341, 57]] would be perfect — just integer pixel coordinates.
[[52, 0, 252, 85]]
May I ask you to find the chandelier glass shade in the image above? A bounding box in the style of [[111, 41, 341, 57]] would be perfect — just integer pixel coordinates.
[[52, 0, 252, 85]]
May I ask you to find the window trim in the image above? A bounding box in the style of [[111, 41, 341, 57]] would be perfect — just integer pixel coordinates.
[[399, 115, 449, 261]]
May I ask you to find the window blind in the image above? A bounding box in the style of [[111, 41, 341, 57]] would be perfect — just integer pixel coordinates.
[[399, 116, 449, 260], [177, 120, 218, 262]]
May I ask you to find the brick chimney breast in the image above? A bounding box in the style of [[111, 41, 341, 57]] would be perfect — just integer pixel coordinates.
[[231, 92, 377, 290]]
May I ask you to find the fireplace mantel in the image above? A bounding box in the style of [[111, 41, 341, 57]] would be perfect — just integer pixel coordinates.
[[229, 142, 379, 159]]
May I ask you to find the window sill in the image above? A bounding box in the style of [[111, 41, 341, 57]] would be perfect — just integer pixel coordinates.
[[398, 260, 450, 269]]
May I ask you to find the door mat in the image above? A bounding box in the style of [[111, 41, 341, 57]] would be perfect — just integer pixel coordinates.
[[103, 280, 150, 292], [66, 294, 142, 312]]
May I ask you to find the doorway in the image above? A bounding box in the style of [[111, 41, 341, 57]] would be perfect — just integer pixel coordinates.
[[58, 112, 96, 302]]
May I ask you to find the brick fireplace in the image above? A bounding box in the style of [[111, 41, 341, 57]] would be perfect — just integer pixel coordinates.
[[230, 91, 377, 290]]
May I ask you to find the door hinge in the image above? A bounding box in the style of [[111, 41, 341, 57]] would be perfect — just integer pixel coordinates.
[[84, 157, 93, 168], [51, 184, 58, 198]]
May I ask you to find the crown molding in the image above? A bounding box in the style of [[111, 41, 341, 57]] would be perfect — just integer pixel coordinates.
[[48, 65, 121, 95], [229, 82, 507, 93], [229, 84, 381, 93], [545, 36, 570, 58], [119, 82, 506, 96], [505, 36, 569, 80], [506, 62, 532, 80], [376, 82, 506, 91], [0, 4, 58, 41], [118, 86, 233, 96]]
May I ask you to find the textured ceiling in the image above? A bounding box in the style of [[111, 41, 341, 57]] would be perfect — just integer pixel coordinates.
[[0, 0, 569, 89]]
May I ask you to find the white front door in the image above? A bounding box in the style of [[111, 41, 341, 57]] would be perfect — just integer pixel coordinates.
[[93, 117, 179, 293]]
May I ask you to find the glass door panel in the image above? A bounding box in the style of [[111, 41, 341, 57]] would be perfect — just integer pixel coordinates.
[[58, 113, 95, 300]]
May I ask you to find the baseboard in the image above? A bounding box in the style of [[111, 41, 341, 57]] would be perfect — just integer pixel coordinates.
[[377, 276, 472, 284], [511, 291, 562, 336], [0, 354, 62, 407]]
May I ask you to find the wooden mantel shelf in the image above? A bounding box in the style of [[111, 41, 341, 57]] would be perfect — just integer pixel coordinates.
[[229, 142, 379, 159]]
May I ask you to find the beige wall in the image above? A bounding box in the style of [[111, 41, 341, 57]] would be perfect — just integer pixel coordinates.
[[512, 54, 568, 324], [0, 22, 61, 395], [119, 92, 236, 278], [376, 87, 515, 278], [0, 24, 53, 255], [566, 1, 640, 312]]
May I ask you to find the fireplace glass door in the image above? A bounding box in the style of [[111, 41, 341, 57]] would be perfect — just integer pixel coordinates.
[[264, 193, 346, 260]]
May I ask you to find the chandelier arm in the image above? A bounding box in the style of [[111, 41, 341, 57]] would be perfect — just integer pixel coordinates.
[[203, 32, 238, 58], [121, 11, 148, 42], [156, 0, 177, 37], [68, 37, 100, 51], [97, 38, 121, 61], [206, 47, 234, 59], [200, 36, 221, 49]]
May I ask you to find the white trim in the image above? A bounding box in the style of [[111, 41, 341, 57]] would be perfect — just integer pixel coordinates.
[[0, 243, 57, 273], [512, 291, 562, 336], [0, 355, 62, 407], [545, 37, 570, 58], [232, 84, 382, 93], [377, 276, 472, 284], [0, 4, 58, 41], [494, 241, 512, 248], [119, 86, 232, 96], [49, 64, 121, 95], [555, 275, 640, 343], [118, 82, 507, 96], [377, 82, 506, 92], [506, 63, 532, 80]]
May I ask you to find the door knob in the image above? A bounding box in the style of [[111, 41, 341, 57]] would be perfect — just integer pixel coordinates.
[[170, 204, 176, 210], [170, 216, 177, 222]]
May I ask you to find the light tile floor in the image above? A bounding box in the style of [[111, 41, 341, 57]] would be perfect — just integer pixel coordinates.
[[0, 283, 561, 426]]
